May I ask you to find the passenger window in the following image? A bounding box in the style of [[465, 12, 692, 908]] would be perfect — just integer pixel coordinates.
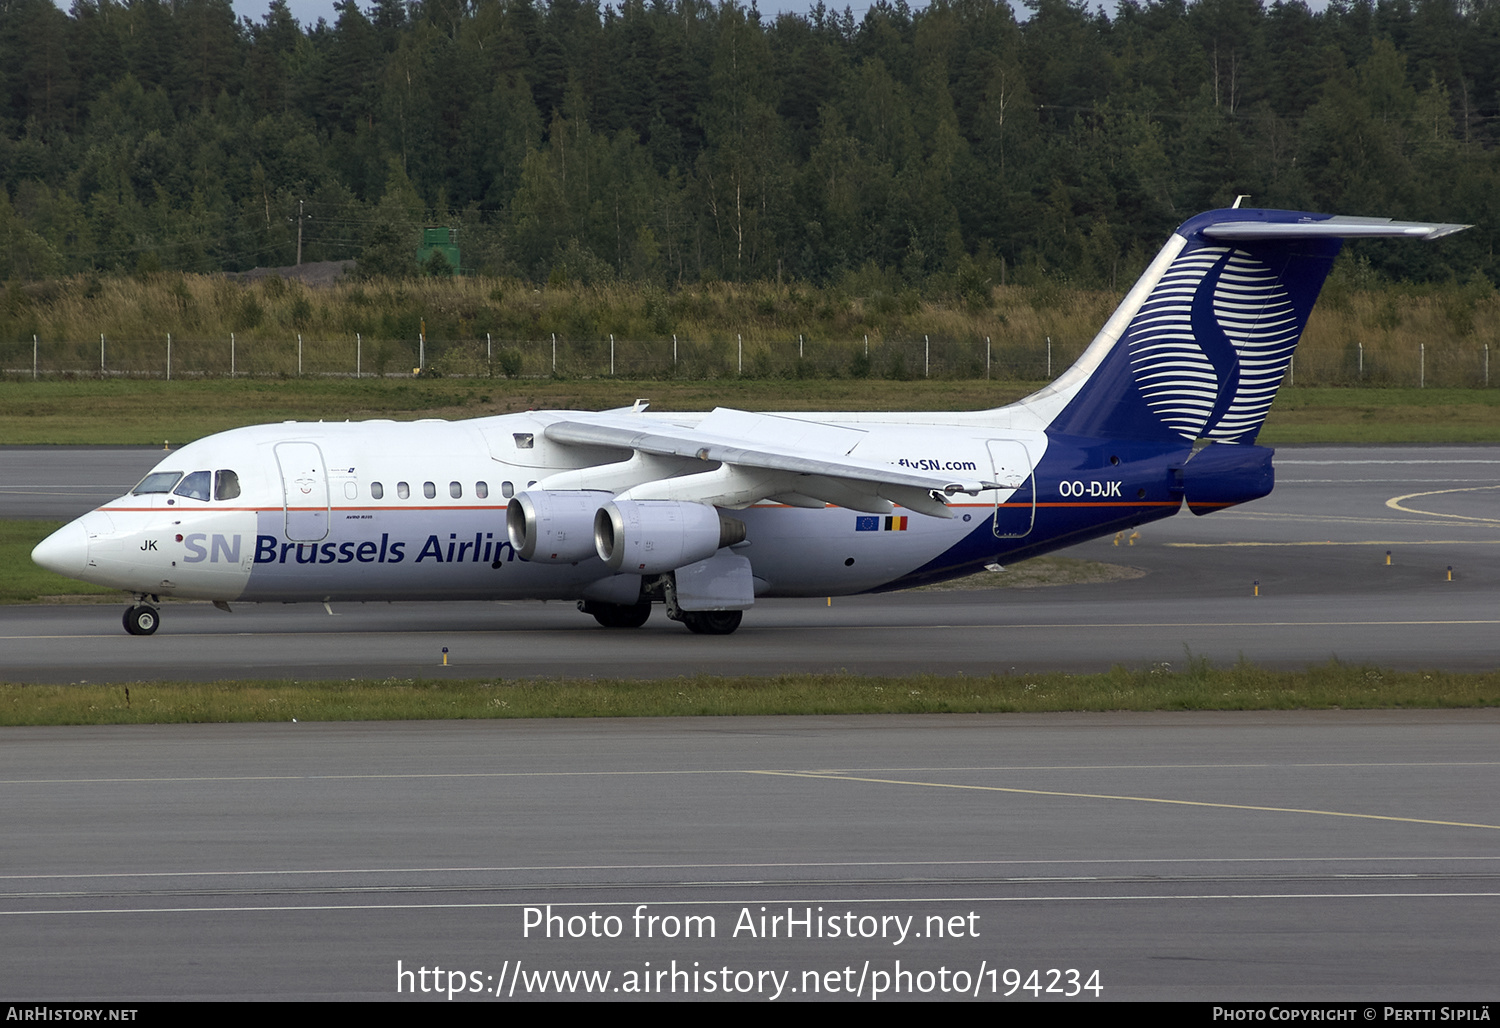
[[344, 481, 358, 500], [214, 470, 240, 501], [397, 482, 410, 499], [475, 482, 488, 499], [449, 481, 462, 499], [371, 482, 384, 500], [174, 471, 211, 501], [424, 482, 436, 499], [502, 481, 514, 499], [132, 471, 183, 495]]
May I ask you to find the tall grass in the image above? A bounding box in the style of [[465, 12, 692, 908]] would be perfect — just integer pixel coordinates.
[[16, 272, 1493, 386]]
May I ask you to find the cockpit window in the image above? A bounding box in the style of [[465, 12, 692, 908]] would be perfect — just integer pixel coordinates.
[[174, 471, 211, 501], [132, 471, 183, 495], [214, 470, 241, 501]]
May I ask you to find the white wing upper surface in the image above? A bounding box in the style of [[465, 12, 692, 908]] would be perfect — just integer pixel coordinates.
[[534, 407, 999, 519]]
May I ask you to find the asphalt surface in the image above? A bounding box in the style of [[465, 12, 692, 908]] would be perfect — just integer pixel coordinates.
[[4, 445, 1500, 680], [4, 711, 1499, 1001], [3, 445, 1499, 1001]]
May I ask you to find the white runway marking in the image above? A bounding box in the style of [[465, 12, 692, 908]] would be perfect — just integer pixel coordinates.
[[4, 760, 1497, 787], [5, 854, 1500, 883], [8, 892, 1500, 917]]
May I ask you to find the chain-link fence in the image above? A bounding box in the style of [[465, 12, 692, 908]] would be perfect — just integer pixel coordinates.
[[3, 332, 1496, 387]]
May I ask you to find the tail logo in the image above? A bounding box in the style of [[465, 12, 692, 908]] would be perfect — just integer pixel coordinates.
[[1127, 246, 1298, 443]]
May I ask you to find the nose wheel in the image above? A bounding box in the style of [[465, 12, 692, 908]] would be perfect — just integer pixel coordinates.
[[123, 604, 160, 636]]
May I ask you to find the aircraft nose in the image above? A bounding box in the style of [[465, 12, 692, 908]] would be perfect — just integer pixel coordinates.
[[32, 520, 90, 577]]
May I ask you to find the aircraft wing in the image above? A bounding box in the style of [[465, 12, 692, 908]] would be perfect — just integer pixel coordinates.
[[539, 407, 1000, 518]]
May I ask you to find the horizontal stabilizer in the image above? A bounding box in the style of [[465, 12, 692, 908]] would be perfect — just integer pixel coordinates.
[[1203, 216, 1469, 241]]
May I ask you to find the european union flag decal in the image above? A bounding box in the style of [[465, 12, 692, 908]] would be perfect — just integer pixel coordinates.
[[855, 516, 880, 532]]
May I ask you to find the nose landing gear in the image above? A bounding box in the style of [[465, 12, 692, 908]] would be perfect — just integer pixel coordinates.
[[123, 597, 161, 636]]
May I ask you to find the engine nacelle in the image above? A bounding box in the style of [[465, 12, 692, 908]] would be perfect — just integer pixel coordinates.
[[594, 500, 746, 574], [507, 490, 611, 562]]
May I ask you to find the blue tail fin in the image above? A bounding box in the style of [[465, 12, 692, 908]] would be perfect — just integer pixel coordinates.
[[1038, 209, 1467, 444]]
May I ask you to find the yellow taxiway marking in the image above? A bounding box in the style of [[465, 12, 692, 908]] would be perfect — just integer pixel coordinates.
[[1166, 540, 1500, 547], [749, 771, 1500, 832], [1386, 485, 1500, 525]]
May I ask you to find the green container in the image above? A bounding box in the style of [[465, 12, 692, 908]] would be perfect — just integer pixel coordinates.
[[417, 227, 461, 275]]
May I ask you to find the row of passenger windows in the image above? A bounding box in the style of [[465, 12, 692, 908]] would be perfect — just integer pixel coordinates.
[[133, 469, 535, 504], [365, 480, 532, 501]]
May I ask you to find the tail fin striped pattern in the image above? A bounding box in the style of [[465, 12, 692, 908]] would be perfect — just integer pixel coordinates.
[[1129, 246, 1301, 443], [1044, 209, 1467, 445]]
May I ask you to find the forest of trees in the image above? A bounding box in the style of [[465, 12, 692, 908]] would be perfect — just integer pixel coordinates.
[[2, 0, 1498, 291]]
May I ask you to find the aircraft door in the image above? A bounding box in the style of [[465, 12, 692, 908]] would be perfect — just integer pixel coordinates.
[[987, 440, 1035, 539], [275, 441, 330, 542]]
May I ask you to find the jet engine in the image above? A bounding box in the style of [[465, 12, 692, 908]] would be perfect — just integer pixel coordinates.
[[594, 500, 746, 574], [507, 490, 611, 562]]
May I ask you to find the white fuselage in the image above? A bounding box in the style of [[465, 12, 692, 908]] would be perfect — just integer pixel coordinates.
[[47, 412, 1049, 604]]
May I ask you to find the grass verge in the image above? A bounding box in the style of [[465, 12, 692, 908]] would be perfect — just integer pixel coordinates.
[[0, 378, 1037, 444], [4, 379, 1500, 445], [2, 663, 1495, 726]]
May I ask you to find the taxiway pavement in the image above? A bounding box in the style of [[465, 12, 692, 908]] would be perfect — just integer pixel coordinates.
[[3, 711, 1498, 1000], [3, 445, 1499, 680]]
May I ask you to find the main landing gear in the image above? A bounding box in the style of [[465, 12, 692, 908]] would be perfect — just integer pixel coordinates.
[[677, 609, 743, 635], [578, 599, 653, 628], [122, 598, 160, 636]]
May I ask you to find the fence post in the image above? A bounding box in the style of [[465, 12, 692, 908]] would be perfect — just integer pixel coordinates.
[[610, 334, 615, 376], [33, 334, 37, 380], [1486, 344, 1490, 387], [552, 333, 557, 375], [166, 333, 171, 381], [738, 334, 743, 376], [101, 333, 105, 375], [355, 333, 359, 378], [231, 333, 236, 378], [1420, 343, 1425, 388], [799, 333, 804, 359], [298, 334, 303, 377], [1047, 336, 1052, 378], [1358, 341, 1363, 378], [924, 335, 929, 378], [1289, 355, 1294, 387], [986, 336, 991, 380], [673, 334, 678, 366], [487, 333, 492, 378]]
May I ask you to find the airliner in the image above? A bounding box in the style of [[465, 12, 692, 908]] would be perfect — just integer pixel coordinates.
[[32, 207, 1465, 636]]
